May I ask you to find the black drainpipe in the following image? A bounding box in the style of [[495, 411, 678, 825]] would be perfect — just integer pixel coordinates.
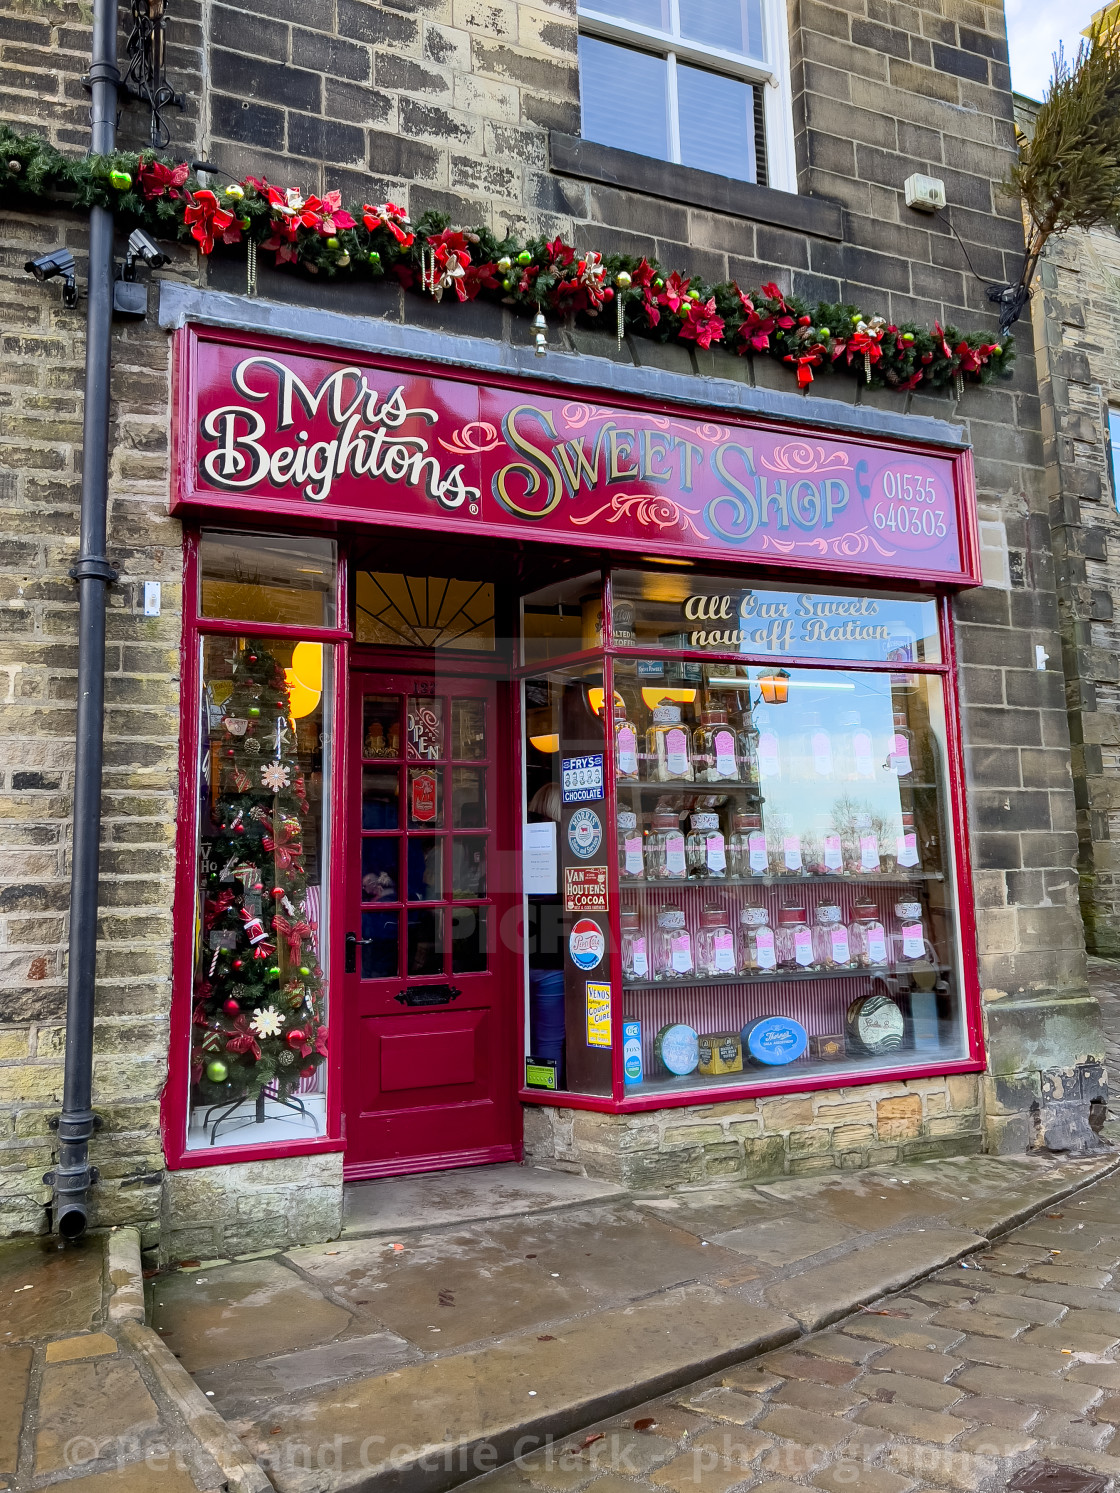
[[47, 0, 119, 1239]]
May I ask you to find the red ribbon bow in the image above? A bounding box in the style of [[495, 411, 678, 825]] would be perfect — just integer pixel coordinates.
[[273, 914, 314, 963]]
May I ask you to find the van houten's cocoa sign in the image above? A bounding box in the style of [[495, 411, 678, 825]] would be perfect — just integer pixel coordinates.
[[173, 324, 980, 584]]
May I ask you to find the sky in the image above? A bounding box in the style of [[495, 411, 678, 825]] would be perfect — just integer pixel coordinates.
[[1004, 0, 1102, 101]]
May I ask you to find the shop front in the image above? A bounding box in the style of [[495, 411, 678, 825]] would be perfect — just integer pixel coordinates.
[[164, 317, 984, 1186]]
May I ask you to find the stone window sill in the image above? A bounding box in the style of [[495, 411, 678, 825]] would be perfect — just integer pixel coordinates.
[[549, 132, 843, 240]]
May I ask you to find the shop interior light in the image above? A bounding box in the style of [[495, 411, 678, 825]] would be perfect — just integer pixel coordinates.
[[640, 687, 697, 709], [586, 687, 626, 716], [757, 669, 791, 705], [285, 640, 323, 719], [529, 733, 560, 753]]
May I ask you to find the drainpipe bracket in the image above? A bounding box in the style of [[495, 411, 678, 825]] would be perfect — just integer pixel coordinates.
[[80, 60, 122, 92], [69, 557, 118, 583], [48, 1109, 103, 1137]]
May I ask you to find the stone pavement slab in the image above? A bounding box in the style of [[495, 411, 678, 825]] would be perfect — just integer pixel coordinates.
[[239, 1287, 797, 1493]]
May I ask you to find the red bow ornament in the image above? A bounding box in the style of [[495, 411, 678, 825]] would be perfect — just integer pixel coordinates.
[[273, 914, 314, 963], [183, 190, 240, 255], [784, 342, 830, 388]]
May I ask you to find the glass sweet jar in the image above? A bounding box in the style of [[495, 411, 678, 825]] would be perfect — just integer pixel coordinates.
[[727, 811, 767, 878], [645, 810, 687, 881], [686, 812, 726, 879], [849, 898, 889, 968], [618, 810, 644, 881], [693, 709, 740, 783], [894, 898, 929, 965], [738, 903, 777, 974], [613, 698, 640, 783], [775, 904, 814, 971], [620, 905, 649, 981], [695, 901, 737, 977], [646, 700, 694, 783], [812, 902, 853, 969], [653, 903, 694, 981]]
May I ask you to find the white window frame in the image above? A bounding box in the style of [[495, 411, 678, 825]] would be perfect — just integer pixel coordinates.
[[577, 0, 796, 193]]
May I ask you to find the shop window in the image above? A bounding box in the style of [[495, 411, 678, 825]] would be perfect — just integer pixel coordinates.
[[355, 571, 496, 651], [200, 530, 337, 627], [576, 0, 791, 185], [1108, 406, 1120, 511], [188, 634, 334, 1149], [521, 571, 602, 666], [519, 569, 977, 1107]]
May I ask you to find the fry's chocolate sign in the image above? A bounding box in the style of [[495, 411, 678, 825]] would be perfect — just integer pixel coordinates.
[[176, 324, 980, 584]]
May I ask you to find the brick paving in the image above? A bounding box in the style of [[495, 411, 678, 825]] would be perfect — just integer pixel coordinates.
[[469, 1166, 1120, 1493]]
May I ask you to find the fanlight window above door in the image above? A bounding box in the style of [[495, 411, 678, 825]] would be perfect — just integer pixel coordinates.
[[355, 572, 496, 652]]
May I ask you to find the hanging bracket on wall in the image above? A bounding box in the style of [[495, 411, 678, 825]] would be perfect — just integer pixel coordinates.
[[121, 0, 185, 149]]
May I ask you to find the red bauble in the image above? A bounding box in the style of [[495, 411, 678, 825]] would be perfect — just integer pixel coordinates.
[[248, 654, 257, 662], [223, 998, 241, 1015], [287, 1028, 306, 1048], [232, 958, 243, 970], [300, 1065, 315, 1077], [253, 882, 264, 891], [272, 886, 284, 898]]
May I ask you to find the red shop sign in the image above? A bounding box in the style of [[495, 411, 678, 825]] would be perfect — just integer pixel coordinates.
[[410, 772, 438, 824], [173, 324, 981, 585]]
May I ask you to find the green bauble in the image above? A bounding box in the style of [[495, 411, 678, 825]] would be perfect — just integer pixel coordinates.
[[299, 965, 311, 977], [206, 1058, 229, 1083]]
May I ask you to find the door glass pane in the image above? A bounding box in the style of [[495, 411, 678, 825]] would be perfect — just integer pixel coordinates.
[[579, 36, 670, 163], [677, 65, 756, 183], [451, 698, 487, 759], [452, 906, 488, 974], [361, 839, 399, 901], [453, 837, 487, 897], [361, 908, 399, 978], [678, 0, 764, 58], [406, 696, 445, 760], [362, 770, 399, 829], [407, 767, 444, 827], [408, 909, 444, 975], [452, 767, 486, 828], [408, 837, 444, 901], [363, 696, 401, 758]]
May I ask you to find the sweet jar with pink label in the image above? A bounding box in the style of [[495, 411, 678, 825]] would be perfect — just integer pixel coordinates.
[[646, 701, 694, 783], [775, 904, 814, 971], [894, 898, 929, 964], [653, 903, 694, 980], [695, 901, 737, 977]]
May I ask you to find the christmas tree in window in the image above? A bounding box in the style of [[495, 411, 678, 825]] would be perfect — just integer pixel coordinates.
[[192, 639, 327, 1128]]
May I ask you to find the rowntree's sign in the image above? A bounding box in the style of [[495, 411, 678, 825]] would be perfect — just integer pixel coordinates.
[[174, 324, 980, 585]]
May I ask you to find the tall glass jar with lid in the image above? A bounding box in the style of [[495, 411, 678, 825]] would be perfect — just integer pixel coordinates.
[[653, 904, 694, 980], [644, 810, 687, 880], [620, 905, 648, 981], [728, 811, 768, 878], [775, 904, 814, 971], [695, 901, 737, 977], [613, 698, 640, 783], [646, 701, 694, 782], [812, 902, 853, 969], [693, 709, 740, 783], [849, 898, 889, 968], [686, 812, 726, 879], [738, 904, 776, 974], [618, 809, 644, 881]]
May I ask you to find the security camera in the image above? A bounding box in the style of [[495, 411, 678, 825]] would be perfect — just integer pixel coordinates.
[[24, 247, 77, 307], [126, 229, 171, 273]]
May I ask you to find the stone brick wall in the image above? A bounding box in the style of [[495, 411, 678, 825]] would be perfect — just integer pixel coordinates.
[[1031, 220, 1120, 959], [523, 1074, 983, 1187], [0, 0, 1106, 1242]]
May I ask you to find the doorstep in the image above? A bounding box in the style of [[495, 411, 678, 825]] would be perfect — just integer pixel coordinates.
[[149, 1151, 1120, 1493]]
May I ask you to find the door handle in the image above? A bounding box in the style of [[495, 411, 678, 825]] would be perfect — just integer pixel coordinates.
[[345, 931, 373, 973]]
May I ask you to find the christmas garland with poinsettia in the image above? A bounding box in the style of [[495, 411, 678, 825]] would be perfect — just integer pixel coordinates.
[[0, 124, 1014, 394]]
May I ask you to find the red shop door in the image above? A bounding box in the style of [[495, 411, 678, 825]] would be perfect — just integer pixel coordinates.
[[342, 671, 518, 1178]]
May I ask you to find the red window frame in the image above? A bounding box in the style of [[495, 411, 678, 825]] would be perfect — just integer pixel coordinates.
[[515, 568, 985, 1114], [162, 527, 351, 1170]]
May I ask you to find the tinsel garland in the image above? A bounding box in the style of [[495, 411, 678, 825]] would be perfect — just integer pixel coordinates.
[[0, 124, 1015, 394]]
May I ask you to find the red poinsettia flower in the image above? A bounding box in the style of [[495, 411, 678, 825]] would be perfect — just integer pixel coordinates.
[[361, 200, 414, 247], [137, 157, 189, 201], [547, 235, 575, 270], [183, 190, 240, 255], [629, 258, 662, 327], [261, 214, 301, 265], [549, 249, 608, 315], [657, 271, 691, 314], [315, 1025, 329, 1056], [461, 260, 501, 301], [955, 339, 1000, 375], [263, 186, 355, 237], [677, 296, 725, 349], [932, 320, 953, 361], [733, 283, 796, 354]]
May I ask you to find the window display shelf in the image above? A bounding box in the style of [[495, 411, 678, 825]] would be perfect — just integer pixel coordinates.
[[621, 873, 945, 889], [623, 780, 763, 796], [622, 964, 948, 992]]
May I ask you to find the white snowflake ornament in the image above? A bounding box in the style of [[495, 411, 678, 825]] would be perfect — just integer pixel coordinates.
[[250, 1006, 284, 1039], [261, 761, 291, 792]]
